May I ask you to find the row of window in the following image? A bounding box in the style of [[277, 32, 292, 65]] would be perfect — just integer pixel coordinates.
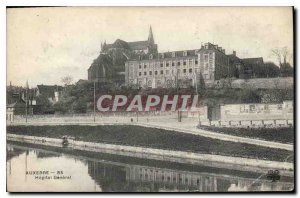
[[148, 50, 195, 60], [138, 68, 195, 76], [137, 59, 198, 69]]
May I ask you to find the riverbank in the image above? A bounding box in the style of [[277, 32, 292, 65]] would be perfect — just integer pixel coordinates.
[[8, 121, 293, 151], [7, 133, 293, 171], [7, 125, 293, 163], [198, 126, 294, 144]]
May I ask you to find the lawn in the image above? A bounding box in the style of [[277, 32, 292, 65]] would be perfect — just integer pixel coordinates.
[[198, 126, 294, 144], [7, 125, 293, 162]]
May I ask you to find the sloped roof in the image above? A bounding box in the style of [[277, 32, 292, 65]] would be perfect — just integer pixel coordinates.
[[103, 39, 150, 51], [242, 57, 264, 65], [7, 100, 25, 108], [128, 41, 149, 50], [37, 85, 63, 98], [76, 79, 89, 85], [112, 39, 130, 49], [129, 49, 198, 61], [227, 54, 242, 64]]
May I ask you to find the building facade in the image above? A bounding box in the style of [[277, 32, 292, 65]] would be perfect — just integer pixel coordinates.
[[125, 42, 236, 88], [87, 27, 276, 89], [125, 49, 200, 89]]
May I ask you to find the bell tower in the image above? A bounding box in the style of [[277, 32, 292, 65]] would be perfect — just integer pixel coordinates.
[[148, 25, 154, 45], [147, 25, 157, 53]]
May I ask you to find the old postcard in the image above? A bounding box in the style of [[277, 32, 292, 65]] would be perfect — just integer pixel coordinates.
[[6, 7, 294, 192]]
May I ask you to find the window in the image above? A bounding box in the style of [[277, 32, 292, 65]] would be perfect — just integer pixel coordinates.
[[160, 70, 163, 75], [144, 72, 147, 75], [183, 61, 186, 66], [155, 71, 158, 75], [183, 69, 186, 73], [166, 70, 169, 74], [204, 54, 208, 62], [149, 54, 153, 59], [177, 62, 181, 66], [195, 60, 198, 64], [149, 71, 152, 75], [172, 52, 176, 57], [139, 72, 142, 76], [144, 64, 147, 69], [183, 51, 188, 56], [160, 63, 163, 67], [204, 74, 209, 79], [166, 62, 169, 67], [172, 62, 175, 66], [205, 63, 209, 70], [189, 68, 193, 73], [139, 65, 141, 69]]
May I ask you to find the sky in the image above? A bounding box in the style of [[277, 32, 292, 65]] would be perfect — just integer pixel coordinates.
[[7, 7, 293, 87]]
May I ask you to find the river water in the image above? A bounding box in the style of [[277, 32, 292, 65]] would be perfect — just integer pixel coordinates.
[[6, 142, 294, 192]]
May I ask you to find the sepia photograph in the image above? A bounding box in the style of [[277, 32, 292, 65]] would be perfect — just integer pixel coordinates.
[[6, 6, 294, 192]]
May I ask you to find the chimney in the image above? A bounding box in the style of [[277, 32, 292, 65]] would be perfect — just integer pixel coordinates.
[[233, 50, 236, 56], [222, 49, 225, 54]]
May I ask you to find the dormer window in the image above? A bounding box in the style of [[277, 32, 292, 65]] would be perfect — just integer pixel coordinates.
[[172, 52, 176, 58], [149, 54, 153, 60], [161, 53, 164, 59], [183, 51, 188, 56]]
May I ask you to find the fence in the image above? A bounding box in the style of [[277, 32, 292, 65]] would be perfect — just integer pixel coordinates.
[[199, 119, 294, 128]]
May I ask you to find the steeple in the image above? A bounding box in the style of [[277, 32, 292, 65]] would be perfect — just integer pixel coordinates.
[[148, 25, 154, 44]]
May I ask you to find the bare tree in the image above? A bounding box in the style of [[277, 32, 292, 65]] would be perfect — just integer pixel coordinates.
[[271, 47, 292, 67], [281, 47, 289, 64], [271, 48, 282, 66], [61, 75, 73, 86]]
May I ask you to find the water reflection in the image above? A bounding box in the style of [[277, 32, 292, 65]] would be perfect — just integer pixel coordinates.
[[7, 143, 294, 192]]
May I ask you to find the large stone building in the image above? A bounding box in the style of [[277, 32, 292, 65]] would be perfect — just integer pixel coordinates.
[[125, 42, 237, 88], [87, 27, 278, 89], [125, 49, 199, 89], [88, 26, 157, 86]]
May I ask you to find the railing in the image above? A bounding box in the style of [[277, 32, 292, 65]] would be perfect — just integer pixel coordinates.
[[199, 119, 294, 128]]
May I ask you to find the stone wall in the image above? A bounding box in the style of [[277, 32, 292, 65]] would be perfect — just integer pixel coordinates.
[[6, 133, 293, 171], [220, 101, 293, 122]]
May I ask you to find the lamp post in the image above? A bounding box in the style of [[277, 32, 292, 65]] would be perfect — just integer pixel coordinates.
[[25, 80, 28, 123], [176, 63, 181, 122], [93, 80, 96, 122]]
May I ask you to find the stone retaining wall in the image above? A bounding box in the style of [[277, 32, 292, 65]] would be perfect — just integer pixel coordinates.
[[7, 133, 293, 171]]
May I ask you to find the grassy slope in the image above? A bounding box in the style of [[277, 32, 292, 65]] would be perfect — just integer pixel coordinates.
[[198, 126, 294, 144], [7, 125, 293, 162]]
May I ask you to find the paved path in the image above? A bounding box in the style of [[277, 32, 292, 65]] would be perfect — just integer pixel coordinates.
[[135, 122, 293, 151], [8, 118, 293, 151]]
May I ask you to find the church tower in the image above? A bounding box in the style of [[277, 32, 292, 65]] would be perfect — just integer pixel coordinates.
[[148, 26, 155, 45], [147, 26, 157, 53]]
